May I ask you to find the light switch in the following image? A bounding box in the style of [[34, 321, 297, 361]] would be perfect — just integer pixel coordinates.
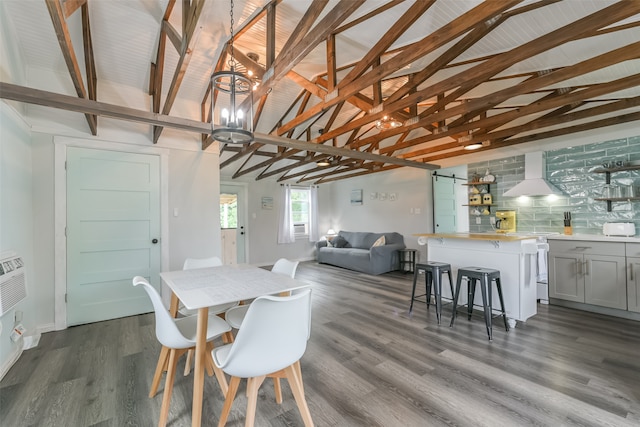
[[173, 208, 179, 217], [415, 208, 421, 214], [252, 212, 257, 219]]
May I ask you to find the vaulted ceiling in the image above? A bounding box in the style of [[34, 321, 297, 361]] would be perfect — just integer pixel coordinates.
[[2, 0, 640, 183]]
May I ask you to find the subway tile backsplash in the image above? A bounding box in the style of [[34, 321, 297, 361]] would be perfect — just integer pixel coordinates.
[[467, 135, 640, 235]]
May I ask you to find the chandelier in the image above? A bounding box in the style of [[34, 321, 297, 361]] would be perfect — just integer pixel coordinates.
[[375, 115, 402, 131], [210, 0, 254, 144]]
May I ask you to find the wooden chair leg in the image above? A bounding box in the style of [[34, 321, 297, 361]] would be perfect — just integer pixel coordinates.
[[158, 348, 185, 427], [245, 375, 266, 427], [206, 342, 229, 394], [222, 331, 235, 344], [150, 346, 170, 398], [284, 364, 313, 427], [183, 349, 194, 376], [205, 342, 215, 377], [218, 376, 241, 427], [294, 360, 304, 396], [273, 378, 282, 404]]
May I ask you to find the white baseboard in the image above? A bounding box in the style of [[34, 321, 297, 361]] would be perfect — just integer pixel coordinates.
[[0, 337, 23, 382], [36, 323, 56, 334]]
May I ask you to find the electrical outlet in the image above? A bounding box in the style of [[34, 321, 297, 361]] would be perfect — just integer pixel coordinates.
[[489, 216, 496, 225], [10, 323, 25, 342], [476, 217, 482, 225]]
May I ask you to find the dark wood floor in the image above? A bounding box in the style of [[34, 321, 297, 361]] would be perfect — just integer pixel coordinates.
[[2, 261, 640, 426]]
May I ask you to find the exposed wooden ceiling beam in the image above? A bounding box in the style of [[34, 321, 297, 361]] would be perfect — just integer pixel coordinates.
[[276, 0, 521, 136], [45, 0, 97, 135], [0, 82, 436, 171], [313, 1, 640, 148], [61, 0, 86, 18], [152, 0, 206, 143]]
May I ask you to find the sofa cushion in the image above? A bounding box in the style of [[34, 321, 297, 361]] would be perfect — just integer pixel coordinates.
[[332, 235, 350, 248]]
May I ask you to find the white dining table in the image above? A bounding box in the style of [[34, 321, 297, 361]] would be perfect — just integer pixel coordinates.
[[159, 263, 310, 427]]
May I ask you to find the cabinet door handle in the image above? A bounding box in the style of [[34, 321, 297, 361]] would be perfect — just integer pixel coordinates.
[[576, 259, 581, 274], [584, 260, 589, 275], [631, 264, 635, 281], [574, 246, 592, 251]]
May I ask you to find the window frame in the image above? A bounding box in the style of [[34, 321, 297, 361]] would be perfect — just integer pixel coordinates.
[[289, 187, 311, 239]]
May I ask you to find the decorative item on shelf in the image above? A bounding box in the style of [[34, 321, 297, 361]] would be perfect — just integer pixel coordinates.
[[482, 194, 492, 205], [210, 0, 254, 144], [563, 211, 572, 235], [469, 194, 482, 205], [471, 186, 480, 194], [480, 169, 495, 183], [482, 207, 490, 215]]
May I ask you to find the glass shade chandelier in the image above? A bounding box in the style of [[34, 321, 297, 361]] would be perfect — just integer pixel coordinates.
[[210, 0, 254, 144], [375, 115, 402, 131]]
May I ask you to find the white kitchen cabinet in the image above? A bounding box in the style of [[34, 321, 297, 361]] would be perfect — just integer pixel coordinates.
[[548, 240, 626, 310], [627, 243, 640, 313]]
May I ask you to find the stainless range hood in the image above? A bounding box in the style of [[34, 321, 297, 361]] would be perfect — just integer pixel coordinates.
[[503, 152, 563, 197]]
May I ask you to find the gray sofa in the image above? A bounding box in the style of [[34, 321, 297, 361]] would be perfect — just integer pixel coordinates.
[[315, 230, 405, 275]]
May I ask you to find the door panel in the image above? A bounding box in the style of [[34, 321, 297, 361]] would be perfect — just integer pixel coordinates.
[[584, 255, 626, 309], [628, 257, 640, 313], [433, 177, 456, 233], [548, 252, 584, 302], [67, 147, 161, 326]]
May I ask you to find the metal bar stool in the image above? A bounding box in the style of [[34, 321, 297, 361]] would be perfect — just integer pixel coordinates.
[[449, 266, 509, 340], [409, 261, 454, 324]]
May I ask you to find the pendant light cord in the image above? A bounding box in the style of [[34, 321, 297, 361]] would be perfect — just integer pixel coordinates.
[[228, 0, 236, 69]]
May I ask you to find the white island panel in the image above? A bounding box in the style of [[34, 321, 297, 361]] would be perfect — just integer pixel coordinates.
[[425, 235, 538, 325]]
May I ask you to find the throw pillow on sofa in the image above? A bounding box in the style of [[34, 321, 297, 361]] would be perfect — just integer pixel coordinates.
[[332, 235, 350, 248], [371, 235, 385, 247]]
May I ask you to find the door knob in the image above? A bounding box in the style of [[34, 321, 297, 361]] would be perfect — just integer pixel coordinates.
[[152, 238, 159, 244]]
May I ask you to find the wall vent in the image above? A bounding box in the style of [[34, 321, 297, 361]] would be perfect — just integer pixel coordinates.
[[0, 252, 27, 316]]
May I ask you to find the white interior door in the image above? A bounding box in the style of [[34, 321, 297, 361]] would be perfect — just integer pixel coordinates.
[[66, 147, 161, 326], [220, 184, 247, 264], [432, 175, 457, 233]]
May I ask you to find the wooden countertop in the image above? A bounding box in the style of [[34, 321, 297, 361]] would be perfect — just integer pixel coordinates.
[[414, 233, 537, 242]]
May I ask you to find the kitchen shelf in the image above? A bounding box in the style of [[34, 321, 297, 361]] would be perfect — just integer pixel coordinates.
[[593, 165, 640, 174], [465, 180, 496, 212], [463, 181, 496, 186], [592, 164, 640, 211]]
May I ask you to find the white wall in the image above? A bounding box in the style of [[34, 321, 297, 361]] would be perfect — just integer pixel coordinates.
[[328, 168, 433, 258], [168, 149, 220, 271], [240, 179, 331, 265], [0, 103, 33, 377]]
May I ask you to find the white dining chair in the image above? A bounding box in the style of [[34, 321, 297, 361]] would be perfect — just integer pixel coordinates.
[[225, 258, 299, 329], [133, 276, 231, 427], [181, 256, 238, 374], [212, 289, 313, 427]]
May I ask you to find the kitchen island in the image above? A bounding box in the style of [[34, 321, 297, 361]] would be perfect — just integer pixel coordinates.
[[415, 233, 540, 327]]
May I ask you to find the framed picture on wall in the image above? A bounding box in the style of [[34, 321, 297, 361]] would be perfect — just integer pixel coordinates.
[[351, 189, 363, 205], [261, 196, 273, 210]]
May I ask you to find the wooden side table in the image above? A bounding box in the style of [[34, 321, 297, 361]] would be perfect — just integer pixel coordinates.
[[398, 248, 417, 274]]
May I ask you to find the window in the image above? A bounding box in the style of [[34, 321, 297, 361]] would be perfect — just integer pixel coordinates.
[[290, 188, 310, 237], [220, 193, 237, 228]]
